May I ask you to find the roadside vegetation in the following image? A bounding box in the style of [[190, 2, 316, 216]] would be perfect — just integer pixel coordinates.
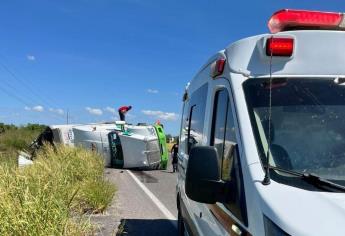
[[0, 124, 116, 235], [0, 123, 46, 167]]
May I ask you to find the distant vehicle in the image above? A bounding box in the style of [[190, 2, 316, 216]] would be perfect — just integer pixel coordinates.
[[73, 123, 163, 169], [22, 121, 168, 170], [176, 9, 345, 236], [72, 124, 120, 167], [119, 125, 161, 169]]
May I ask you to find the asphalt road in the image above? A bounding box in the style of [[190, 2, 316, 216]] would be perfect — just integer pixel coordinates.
[[100, 162, 178, 236], [131, 162, 178, 217]]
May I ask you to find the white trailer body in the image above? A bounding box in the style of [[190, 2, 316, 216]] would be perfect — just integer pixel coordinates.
[[50, 124, 77, 146], [73, 123, 161, 168], [118, 133, 161, 168], [73, 125, 113, 166]]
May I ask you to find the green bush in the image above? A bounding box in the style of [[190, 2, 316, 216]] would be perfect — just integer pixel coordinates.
[[0, 145, 116, 235]]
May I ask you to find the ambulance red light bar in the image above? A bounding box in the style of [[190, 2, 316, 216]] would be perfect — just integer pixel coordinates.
[[266, 38, 294, 57], [211, 58, 226, 78], [268, 9, 345, 33]]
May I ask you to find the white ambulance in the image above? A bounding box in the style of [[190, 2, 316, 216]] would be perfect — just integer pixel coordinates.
[[177, 9, 345, 236]]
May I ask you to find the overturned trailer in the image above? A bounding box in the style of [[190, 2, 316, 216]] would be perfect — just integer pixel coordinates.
[[72, 125, 115, 167], [50, 124, 76, 146], [122, 124, 164, 169], [22, 122, 168, 170], [73, 123, 163, 169], [18, 124, 80, 165]]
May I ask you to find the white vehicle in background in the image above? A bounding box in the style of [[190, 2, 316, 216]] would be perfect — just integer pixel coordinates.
[[121, 124, 162, 169], [50, 124, 77, 146], [177, 9, 345, 236], [73, 123, 161, 168], [73, 124, 118, 167], [21, 121, 163, 169]]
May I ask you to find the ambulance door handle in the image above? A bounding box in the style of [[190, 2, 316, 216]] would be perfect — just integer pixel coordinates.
[[231, 224, 242, 235]]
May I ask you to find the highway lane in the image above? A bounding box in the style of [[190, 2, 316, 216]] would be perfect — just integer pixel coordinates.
[[130, 162, 178, 218], [103, 163, 178, 236]]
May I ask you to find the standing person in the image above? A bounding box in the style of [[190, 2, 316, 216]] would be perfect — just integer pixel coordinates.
[[171, 140, 179, 173], [118, 105, 132, 121]]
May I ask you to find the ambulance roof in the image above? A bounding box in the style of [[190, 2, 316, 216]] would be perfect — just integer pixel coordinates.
[[225, 30, 345, 77], [186, 9, 345, 93]]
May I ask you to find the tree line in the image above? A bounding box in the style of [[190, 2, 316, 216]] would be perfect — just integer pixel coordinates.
[[0, 123, 46, 134]]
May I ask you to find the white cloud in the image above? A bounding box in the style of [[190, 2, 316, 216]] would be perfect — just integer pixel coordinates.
[[147, 89, 159, 94], [85, 107, 103, 116], [49, 108, 64, 115], [32, 105, 44, 112], [104, 106, 116, 114], [25, 105, 44, 112], [27, 55, 36, 61], [142, 110, 179, 121]]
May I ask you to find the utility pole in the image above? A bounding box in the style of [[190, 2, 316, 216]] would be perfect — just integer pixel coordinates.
[[66, 109, 69, 124]]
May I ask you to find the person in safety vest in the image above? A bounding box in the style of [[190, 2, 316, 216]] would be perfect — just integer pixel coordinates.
[[171, 140, 179, 173]]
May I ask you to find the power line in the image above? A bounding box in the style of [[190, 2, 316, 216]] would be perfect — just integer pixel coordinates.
[[0, 84, 32, 107], [0, 55, 60, 109], [1, 78, 40, 106], [0, 54, 67, 123], [0, 82, 66, 123]]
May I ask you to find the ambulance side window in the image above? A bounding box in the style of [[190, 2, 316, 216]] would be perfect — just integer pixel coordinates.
[[211, 88, 248, 226], [180, 102, 190, 154], [210, 89, 229, 165], [187, 83, 208, 154]]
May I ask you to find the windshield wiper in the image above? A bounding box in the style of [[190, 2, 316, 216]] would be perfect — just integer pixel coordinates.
[[267, 165, 345, 192]]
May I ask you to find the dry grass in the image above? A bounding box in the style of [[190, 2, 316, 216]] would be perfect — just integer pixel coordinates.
[[0, 145, 116, 235]]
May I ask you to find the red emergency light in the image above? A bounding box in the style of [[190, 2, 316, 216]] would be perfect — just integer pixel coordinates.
[[211, 58, 226, 78], [268, 9, 345, 33], [266, 38, 294, 57]]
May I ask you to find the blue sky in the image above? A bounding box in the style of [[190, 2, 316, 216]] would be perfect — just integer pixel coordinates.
[[0, 0, 344, 135]]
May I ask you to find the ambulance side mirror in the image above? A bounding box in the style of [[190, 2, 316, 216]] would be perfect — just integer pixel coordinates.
[[185, 146, 228, 204]]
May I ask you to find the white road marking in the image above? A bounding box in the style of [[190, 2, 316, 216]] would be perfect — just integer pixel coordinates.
[[127, 170, 177, 221]]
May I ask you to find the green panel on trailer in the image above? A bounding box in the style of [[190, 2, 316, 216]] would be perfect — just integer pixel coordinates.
[[154, 124, 168, 169]]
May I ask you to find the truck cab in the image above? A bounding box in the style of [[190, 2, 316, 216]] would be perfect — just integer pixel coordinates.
[[154, 124, 169, 169], [177, 9, 345, 236]]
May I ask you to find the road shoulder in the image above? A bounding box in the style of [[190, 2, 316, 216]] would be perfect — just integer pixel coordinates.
[[91, 168, 177, 236]]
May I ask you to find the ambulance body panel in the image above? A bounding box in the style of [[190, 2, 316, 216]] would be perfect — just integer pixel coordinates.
[[177, 9, 345, 236], [226, 30, 345, 77]]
